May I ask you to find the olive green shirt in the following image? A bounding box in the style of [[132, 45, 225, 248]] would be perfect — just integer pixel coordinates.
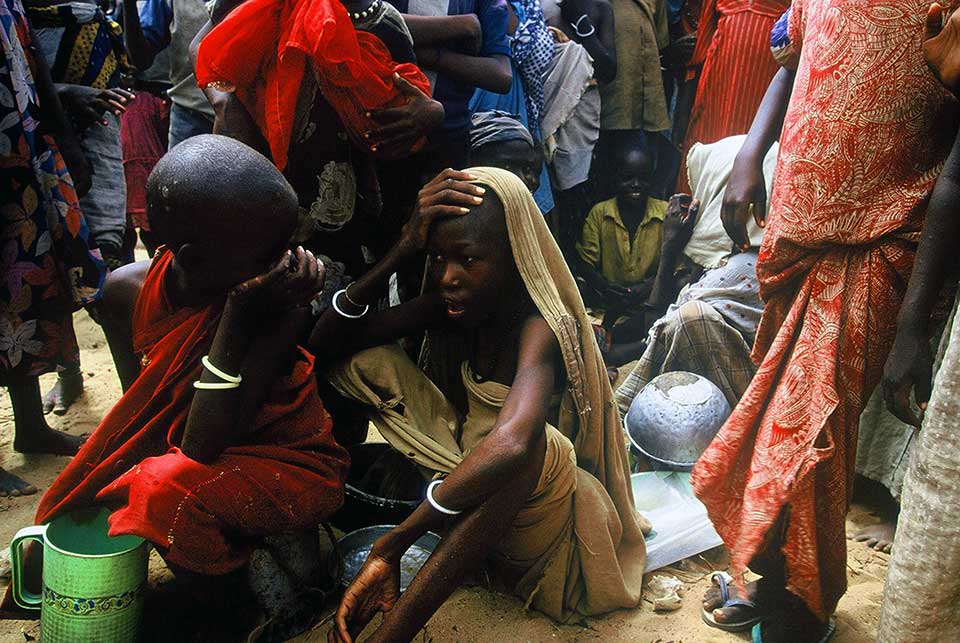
[[599, 0, 671, 131], [577, 197, 667, 284]]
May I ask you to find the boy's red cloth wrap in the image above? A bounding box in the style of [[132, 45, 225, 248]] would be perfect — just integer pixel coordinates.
[[35, 250, 349, 574], [194, 0, 431, 170]]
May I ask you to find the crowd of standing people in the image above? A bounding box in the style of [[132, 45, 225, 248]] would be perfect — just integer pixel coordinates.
[[2, 0, 960, 641]]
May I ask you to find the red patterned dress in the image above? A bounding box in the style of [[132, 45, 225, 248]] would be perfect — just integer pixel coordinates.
[[678, 0, 789, 191], [691, 0, 957, 621]]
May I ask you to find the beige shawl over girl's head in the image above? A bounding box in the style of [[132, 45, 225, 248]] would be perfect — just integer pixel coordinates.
[[464, 167, 650, 540]]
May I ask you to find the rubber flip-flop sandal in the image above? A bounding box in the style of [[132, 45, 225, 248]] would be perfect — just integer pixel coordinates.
[[752, 617, 837, 643], [701, 571, 762, 633]]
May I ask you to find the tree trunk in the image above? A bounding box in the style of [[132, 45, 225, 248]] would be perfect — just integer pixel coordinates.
[[877, 303, 960, 641]]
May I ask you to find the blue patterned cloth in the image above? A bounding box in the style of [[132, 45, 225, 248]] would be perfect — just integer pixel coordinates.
[[469, 0, 554, 212], [770, 8, 795, 67], [510, 0, 554, 130]]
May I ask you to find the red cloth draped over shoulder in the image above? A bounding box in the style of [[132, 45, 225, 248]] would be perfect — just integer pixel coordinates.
[[194, 0, 431, 170], [35, 250, 349, 574]]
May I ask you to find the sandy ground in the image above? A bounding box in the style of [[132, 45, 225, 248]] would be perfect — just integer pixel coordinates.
[[0, 309, 891, 642]]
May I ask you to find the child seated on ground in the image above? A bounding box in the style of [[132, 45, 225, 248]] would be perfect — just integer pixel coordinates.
[[614, 135, 775, 408], [13, 135, 349, 632], [576, 133, 669, 352], [310, 168, 649, 643]]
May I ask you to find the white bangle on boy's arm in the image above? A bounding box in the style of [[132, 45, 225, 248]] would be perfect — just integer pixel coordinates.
[[194, 355, 242, 390], [201, 355, 242, 383], [194, 380, 241, 390]]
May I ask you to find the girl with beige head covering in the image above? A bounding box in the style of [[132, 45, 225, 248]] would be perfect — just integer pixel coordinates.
[[309, 167, 648, 643]]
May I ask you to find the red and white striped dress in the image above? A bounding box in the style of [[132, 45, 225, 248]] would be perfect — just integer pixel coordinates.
[[678, 0, 789, 192]]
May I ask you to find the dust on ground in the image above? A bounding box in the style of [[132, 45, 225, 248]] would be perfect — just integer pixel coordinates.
[[0, 310, 890, 642]]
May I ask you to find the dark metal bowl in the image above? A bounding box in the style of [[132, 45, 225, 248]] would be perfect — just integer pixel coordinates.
[[338, 525, 441, 590], [331, 443, 425, 532]]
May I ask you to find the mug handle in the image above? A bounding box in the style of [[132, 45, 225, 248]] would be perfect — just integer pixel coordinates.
[[10, 525, 46, 609]]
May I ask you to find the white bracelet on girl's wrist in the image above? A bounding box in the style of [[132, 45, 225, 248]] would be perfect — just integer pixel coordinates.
[[426, 479, 462, 515], [333, 289, 370, 319]]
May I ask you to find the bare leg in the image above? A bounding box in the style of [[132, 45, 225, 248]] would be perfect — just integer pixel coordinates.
[[741, 514, 832, 643], [9, 378, 86, 455], [42, 364, 83, 415], [365, 437, 545, 643]]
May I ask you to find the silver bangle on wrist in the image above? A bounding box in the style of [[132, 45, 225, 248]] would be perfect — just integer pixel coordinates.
[[201, 355, 242, 383], [571, 14, 596, 38], [426, 479, 462, 515], [333, 289, 370, 319], [194, 355, 242, 390], [343, 282, 364, 308]]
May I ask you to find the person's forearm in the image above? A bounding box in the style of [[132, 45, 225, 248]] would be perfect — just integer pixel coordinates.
[[896, 135, 960, 332], [738, 67, 795, 164], [423, 51, 512, 93], [307, 245, 422, 359], [341, 243, 408, 308], [28, 34, 74, 140], [647, 245, 681, 309], [403, 14, 480, 50], [215, 93, 271, 158], [576, 257, 609, 293], [122, 0, 158, 70], [179, 302, 254, 462], [375, 416, 547, 560]]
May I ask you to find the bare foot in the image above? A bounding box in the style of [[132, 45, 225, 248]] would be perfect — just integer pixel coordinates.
[[14, 425, 86, 456], [703, 578, 762, 626], [0, 468, 39, 497], [851, 520, 897, 554], [924, 2, 960, 93], [42, 369, 83, 416]]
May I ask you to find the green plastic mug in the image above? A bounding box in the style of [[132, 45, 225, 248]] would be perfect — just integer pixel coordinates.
[[10, 507, 149, 643]]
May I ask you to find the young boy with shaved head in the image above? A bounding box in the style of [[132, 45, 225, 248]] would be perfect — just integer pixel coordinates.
[[29, 135, 349, 586]]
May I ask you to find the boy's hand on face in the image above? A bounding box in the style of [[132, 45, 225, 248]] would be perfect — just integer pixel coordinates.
[[228, 247, 325, 316], [664, 194, 700, 250], [924, 1, 960, 94], [398, 168, 483, 255]]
